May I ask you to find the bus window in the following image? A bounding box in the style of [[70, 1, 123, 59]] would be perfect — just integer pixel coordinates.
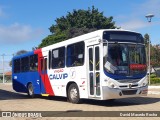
[[48, 50, 52, 69], [52, 47, 65, 69], [89, 48, 93, 71], [30, 55, 38, 71], [67, 41, 84, 67], [21, 57, 29, 72], [95, 47, 100, 70], [44, 58, 47, 70], [13, 59, 20, 73]]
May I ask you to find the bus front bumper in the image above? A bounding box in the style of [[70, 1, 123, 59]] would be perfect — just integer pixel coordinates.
[[102, 86, 148, 100]]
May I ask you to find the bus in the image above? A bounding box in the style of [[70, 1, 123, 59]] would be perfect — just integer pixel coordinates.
[[12, 29, 148, 103]]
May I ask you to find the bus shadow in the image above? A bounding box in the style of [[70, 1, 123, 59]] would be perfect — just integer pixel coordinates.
[[82, 97, 160, 107], [41, 96, 160, 107], [0, 89, 29, 100], [1, 88, 160, 107]]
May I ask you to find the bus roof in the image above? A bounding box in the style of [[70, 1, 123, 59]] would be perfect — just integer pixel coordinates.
[[42, 29, 141, 51], [12, 29, 141, 60], [13, 51, 34, 60]]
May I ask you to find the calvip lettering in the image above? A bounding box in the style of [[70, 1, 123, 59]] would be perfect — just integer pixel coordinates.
[[50, 73, 68, 80]]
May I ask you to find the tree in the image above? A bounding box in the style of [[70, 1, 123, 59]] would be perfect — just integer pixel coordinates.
[[144, 34, 160, 67], [14, 50, 28, 56], [9, 50, 28, 67], [144, 33, 150, 47], [151, 44, 160, 67], [38, 6, 117, 48]]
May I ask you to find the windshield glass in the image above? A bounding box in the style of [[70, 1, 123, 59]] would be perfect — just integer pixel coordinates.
[[104, 43, 147, 77]]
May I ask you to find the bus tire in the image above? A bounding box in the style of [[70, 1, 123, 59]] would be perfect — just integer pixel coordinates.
[[68, 83, 81, 104], [27, 83, 34, 98]]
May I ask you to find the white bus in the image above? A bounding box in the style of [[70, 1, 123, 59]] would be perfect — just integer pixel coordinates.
[[12, 29, 148, 103]]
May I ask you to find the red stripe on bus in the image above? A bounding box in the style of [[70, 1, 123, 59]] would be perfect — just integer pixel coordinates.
[[34, 49, 54, 96]]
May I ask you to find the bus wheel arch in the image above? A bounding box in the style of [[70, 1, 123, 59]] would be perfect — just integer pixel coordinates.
[[66, 82, 81, 104], [27, 82, 35, 98]]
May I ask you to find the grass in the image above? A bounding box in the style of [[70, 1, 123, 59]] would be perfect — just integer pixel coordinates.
[[150, 83, 160, 86], [149, 73, 160, 86]]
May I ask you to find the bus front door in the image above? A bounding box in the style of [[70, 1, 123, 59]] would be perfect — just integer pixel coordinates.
[[88, 45, 101, 98]]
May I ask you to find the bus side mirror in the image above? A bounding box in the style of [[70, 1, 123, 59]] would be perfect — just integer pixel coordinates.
[[103, 45, 108, 57]]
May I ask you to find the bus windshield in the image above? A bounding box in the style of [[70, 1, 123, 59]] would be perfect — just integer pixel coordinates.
[[104, 43, 147, 77]]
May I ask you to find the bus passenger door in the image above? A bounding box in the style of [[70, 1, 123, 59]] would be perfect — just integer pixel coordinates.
[[39, 57, 47, 93], [88, 45, 101, 98]]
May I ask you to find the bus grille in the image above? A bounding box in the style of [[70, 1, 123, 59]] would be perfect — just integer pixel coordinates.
[[119, 84, 138, 88], [122, 90, 137, 95], [118, 79, 140, 83]]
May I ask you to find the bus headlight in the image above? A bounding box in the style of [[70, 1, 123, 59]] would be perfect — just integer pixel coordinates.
[[107, 81, 118, 88]]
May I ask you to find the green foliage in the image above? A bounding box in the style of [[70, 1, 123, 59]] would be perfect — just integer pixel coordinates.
[[150, 74, 156, 78], [15, 50, 28, 56], [150, 73, 160, 84], [144, 33, 160, 67], [38, 6, 117, 48], [150, 44, 160, 67], [150, 77, 160, 84], [144, 33, 150, 47], [38, 33, 66, 48]]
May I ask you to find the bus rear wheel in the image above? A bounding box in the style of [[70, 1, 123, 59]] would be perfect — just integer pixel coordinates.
[[27, 83, 34, 98], [68, 83, 81, 104]]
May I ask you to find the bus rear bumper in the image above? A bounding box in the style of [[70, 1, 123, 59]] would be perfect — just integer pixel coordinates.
[[102, 86, 148, 100]]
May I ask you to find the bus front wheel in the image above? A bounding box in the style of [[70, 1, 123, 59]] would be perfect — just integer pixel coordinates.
[[27, 83, 34, 98], [68, 83, 81, 104]]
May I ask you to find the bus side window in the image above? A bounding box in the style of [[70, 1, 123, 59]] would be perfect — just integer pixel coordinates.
[[48, 50, 52, 69], [30, 55, 38, 71], [13, 59, 20, 73], [52, 47, 65, 69], [67, 41, 84, 67], [21, 57, 29, 72]]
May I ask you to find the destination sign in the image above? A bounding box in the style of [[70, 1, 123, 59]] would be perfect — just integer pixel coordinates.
[[103, 31, 144, 43]]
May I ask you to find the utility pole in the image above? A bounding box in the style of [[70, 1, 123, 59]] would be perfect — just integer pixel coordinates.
[[145, 14, 154, 85], [2, 54, 5, 83]]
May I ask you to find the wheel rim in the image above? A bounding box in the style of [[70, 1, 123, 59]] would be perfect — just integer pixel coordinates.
[[70, 87, 78, 100], [28, 85, 33, 95]]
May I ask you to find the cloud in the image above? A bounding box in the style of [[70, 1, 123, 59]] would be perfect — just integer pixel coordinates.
[[118, 19, 148, 30], [116, 0, 160, 30], [139, 0, 160, 18], [0, 23, 43, 44]]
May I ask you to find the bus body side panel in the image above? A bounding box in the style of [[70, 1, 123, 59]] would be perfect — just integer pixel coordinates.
[[12, 49, 53, 95], [12, 73, 28, 93], [12, 72, 42, 94], [12, 51, 42, 94], [47, 66, 88, 98]]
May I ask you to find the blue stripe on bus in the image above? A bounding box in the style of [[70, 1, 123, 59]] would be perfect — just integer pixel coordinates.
[[104, 70, 146, 80]]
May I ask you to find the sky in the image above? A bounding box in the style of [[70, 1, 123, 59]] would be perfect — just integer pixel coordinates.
[[0, 0, 160, 71]]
